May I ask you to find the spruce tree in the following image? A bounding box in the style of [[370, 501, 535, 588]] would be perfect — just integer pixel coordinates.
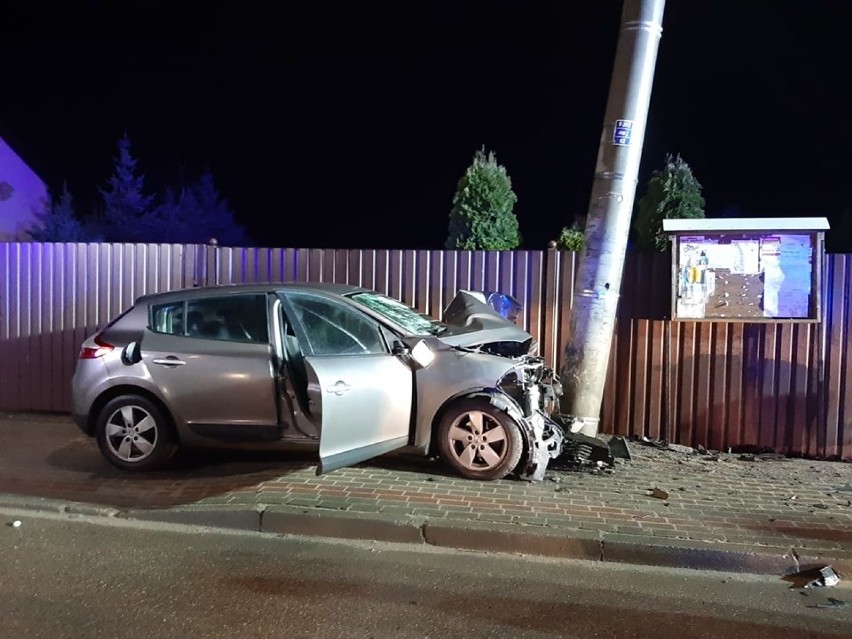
[[96, 133, 155, 242], [633, 153, 705, 252], [190, 170, 248, 245], [149, 170, 248, 245], [27, 184, 92, 241], [445, 148, 520, 250]]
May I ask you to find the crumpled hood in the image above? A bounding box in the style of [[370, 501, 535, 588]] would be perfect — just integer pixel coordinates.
[[437, 290, 535, 354]]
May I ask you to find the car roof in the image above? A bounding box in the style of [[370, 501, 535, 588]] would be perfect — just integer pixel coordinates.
[[133, 281, 373, 305]]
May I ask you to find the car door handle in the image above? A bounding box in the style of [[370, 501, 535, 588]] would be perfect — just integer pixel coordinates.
[[152, 357, 186, 367], [326, 380, 351, 395]]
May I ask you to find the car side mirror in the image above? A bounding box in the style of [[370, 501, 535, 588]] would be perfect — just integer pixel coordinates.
[[122, 341, 142, 365], [392, 341, 410, 356]]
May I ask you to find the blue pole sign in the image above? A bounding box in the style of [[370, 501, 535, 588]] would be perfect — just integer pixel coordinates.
[[612, 119, 633, 146]]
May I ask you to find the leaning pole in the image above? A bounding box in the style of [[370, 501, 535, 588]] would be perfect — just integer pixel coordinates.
[[559, 0, 666, 437]]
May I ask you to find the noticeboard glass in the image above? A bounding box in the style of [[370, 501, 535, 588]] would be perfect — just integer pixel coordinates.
[[670, 231, 823, 322]]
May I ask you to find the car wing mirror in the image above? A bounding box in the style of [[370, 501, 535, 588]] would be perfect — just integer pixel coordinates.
[[121, 341, 142, 365], [392, 340, 410, 356]]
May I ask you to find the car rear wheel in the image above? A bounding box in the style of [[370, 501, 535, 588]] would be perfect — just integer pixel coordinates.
[[436, 398, 523, 481], [96, 395, 177, 471]]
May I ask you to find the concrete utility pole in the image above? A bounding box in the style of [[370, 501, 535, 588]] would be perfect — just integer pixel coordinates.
[[559, 0, 666, 437]]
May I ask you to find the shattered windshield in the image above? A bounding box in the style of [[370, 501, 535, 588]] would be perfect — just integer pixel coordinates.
[[349, 292, 443, 335]]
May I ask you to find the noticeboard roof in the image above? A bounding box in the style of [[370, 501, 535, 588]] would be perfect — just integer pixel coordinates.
[[662, 217, 830, 233]]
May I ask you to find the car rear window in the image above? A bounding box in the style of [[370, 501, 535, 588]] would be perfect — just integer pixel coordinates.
[[150, 295, 270, 343]]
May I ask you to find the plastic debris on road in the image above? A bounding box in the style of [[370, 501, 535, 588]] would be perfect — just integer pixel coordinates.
[[784, 565, 841, 589], [808, 598, 848, 609], [647, 487, 669, 500]]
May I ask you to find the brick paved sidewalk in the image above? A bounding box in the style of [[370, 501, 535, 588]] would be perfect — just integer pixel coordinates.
[[197, 442, 852, 553], [1, 413, 850, 575]]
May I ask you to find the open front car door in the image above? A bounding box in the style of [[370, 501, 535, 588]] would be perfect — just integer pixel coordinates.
[[279, 290, 414, 474], [308, 356, 413, 473]]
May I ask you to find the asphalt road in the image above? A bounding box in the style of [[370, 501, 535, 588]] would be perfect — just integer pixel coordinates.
[[1, 509, 850, 639]]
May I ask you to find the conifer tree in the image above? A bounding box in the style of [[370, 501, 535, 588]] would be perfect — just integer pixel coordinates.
[[150, 170, 248, 245], [96, 133, 155, 242], [634, 153, 705, 252], [27, 184, 93, 241], [445, 148, 520, 250]]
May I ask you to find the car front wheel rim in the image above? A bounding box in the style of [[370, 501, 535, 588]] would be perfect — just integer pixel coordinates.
[[104, 405, 158, 463], [444, 410, 508, 471]]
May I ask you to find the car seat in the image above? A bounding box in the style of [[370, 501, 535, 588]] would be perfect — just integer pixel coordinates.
[[282, 332, 310, 415], [200, 319, 229, 339], [187, 311, 205, 336]]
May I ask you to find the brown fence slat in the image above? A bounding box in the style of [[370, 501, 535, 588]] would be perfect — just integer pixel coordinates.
[[428, 250, 444, 319], [825, 255, 846, 458], [836, 257, 852, 458]]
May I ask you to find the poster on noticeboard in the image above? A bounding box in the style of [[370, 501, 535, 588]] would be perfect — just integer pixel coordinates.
[[662, 218, 828, 323]]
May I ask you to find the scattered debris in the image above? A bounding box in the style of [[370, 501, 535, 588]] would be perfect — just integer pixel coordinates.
[[631, 435, 669, 449], [738, 452, 788, 462], [810, 567, 841, 588], [608, 435, 632, 460], [667, 443, 694, 454], [580, 459, 615, 476], [784, 565, 841, 589], [555, 430, 615, 470], [807, 598, 848, 609], [647, 487, 669, 500], [729, 444, 778, 455], [630, 435, 696, 455]]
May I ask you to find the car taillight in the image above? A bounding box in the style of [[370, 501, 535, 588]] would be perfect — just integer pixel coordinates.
[[79, 335, 115, 359]]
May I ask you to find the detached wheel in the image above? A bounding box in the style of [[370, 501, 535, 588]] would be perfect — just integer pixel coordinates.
[[96, 395, 177, 471], [437, 398, 523, 480]]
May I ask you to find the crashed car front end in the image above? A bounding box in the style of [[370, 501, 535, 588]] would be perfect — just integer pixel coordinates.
[[436, 290, 613, 480], [355, 287, 610, 480], [491, 352, 565, 480]]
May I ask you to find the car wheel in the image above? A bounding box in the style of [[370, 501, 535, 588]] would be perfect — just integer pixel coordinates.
[[95, 395, 177, 471], [436, 398, 524, 481]]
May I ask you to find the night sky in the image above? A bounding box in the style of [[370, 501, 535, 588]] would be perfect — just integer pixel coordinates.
[[2, 1, 850, 250]]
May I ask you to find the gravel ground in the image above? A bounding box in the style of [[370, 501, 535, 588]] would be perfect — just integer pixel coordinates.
[[619, 437, 851, 483], [571, 435, 852, 507]]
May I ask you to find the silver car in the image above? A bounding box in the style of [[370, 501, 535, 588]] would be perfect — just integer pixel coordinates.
[[72, 283, 572, 481]]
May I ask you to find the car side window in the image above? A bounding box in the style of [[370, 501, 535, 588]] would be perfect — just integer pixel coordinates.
[[151, 301, 186, 336], [150, 295, 269, 343], [288, 294, 386, 356]]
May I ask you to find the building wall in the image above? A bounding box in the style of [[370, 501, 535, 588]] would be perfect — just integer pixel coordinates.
[[0, 137, 48, 240]]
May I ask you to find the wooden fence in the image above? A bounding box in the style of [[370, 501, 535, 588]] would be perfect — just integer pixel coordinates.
[[0, 242, 849, 459]]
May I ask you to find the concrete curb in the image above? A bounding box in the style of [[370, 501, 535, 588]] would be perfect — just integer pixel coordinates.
[[3, 494, 850, 579], [105, 502, 852, 578], [0, 494, 121, 519]]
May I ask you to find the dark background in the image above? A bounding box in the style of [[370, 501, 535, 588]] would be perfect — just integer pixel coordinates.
[[1, 1, 849, 250]]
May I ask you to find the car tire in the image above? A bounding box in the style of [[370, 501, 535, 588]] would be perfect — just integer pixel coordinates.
[[436, 397, 524, 481], [95, 395, 177, 471]]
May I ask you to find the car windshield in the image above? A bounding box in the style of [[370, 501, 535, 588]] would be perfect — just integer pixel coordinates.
[[348, 291, 444, 335]]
